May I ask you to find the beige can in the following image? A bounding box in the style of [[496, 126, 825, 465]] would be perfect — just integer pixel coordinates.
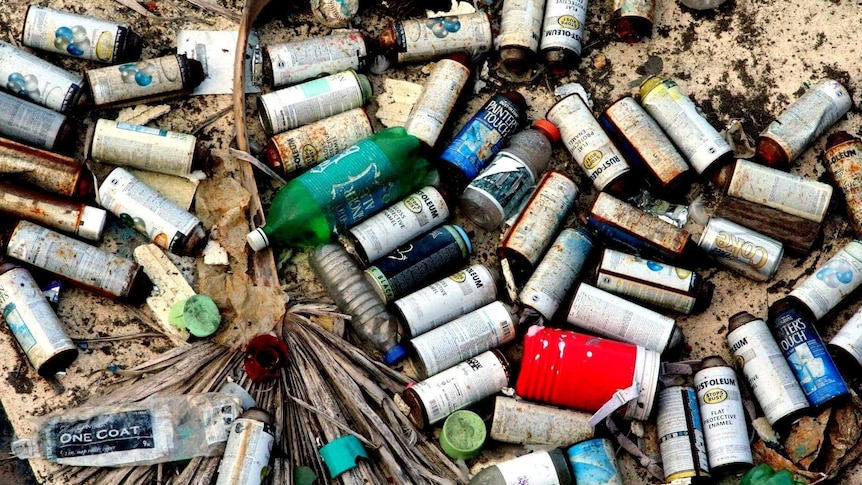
[[499, 0, 545, 54], [87, 55, 185, 107], [88, 119, 198, 176], [405, 58, 471, 147], [726, 159, 832, 223], [395, 13, 492, 63]]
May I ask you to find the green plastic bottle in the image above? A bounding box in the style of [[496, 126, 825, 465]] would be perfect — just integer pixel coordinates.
[[247, 127, 430, 250]]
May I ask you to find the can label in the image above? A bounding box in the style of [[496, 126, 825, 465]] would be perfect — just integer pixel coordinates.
[[99, 168, 201, 253], [412, 301, 516, 378], [612, 0, 654, 20], [496, 451, 562, 485], [271, 109, 372, 175], [567, 283, 676, 353], [349, 186, 449, 264], [0, 140, 81, 197], [22, 7, 129, 63], [0, 185, 82, 236], [216, 418, 275, 485], [727, 160, 832, 223], [596, 248, 697, 313], [405, 59, 470, 147], [520, 228, 593, 320], [47, 410, 161, 462], [490, 397, 594, 447], [548, 95, 631, 191], [694, 365, 752, 469], [727, 318, 809, 426], [0, 41, 83, 113], [789, 241, 862, 320], [90, 120, 196, 176], [761, 79, 851, 162], [440, 93, 524, 180], [657, 387, 709, 481], [267, 31, 365, 87], [698, 218, 783, 281], [568, 439, 624, 485], [394, 13, 492, 63], [261, 70, 365, 134], [640, 79, 731, 174], [830, 308, 862, 366], [410, 351, 508, 425], [0, 92, 64, 150], [499, 0, 544, 52], [824, 139, 862, 237], [396, 264, 497, 337], [540, 0, 588, 55], [88, 56, 185, 107], [463, 152, 536, 226]]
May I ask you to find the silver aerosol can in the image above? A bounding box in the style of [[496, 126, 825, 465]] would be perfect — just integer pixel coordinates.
[[490, 396, 594, 447], [263, 31, 367, 87], [656, 386, 710, 482], [0, 182, 106, 241], [404, 55, 471, 148], [540, 0, 589, 76], [694, 356, 753, 472], [215, 408, 275, 485], [697, 217, 784, 282], [0, 40, 84, 113], [498, 0, 545, 74], [86, 54, 205, 109], [787, 240, 862, 320]]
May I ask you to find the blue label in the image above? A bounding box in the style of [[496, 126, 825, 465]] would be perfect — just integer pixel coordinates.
[[567, 439, 622, 485], [467, 154, 534, 218], [4, 304, 36, 352]]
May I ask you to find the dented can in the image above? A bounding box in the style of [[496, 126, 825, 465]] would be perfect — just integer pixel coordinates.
[[394, 264, 498, 338], [0, 91, 73, 153], [99, 168, 207, 256], [258, 70, 371, 136], [380, 13, 493, 64], [490, 396, 594, 447], [639, 76, 733, 176], [0, 264, 78, 377], [0, 182, 106, 241], [757, 79, 852, 170], [548, 93, 634, 193], [656, 386, 710, 482], [411, 301, 517, 379], [21, 6, 142, 63], [540, 0, 589, 75], [726, 311, 809, 430], [520, 227, 594, 320], [404, 55, 471, 148], [0, 40, 84, 113], [264, 31, 367, 87], [86, 54, 205, 109], [215, 408, 274, 485], [6, 220, 152, 303], [567, 439, 624, 485], [0, 137, 94, 199], [498, 0, 545, 74], [698, 217, 783, 281], [566, 283, 682, 354], [694, 356, 752, 472], [823, 132, 862, 238], [402, 350, 510, 428], [611, 0, 654, 43], [599, 96, 691, 192]]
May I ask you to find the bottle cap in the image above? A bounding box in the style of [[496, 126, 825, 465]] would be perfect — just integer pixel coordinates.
[[169, 294, 221, 337], [246, 228, 270, 251], [533, 120, 561, 143], [77, 205, 108, 241], [383, 344, 407, 365], [320, 435, 369, 479], [439, 410, 486, 460]]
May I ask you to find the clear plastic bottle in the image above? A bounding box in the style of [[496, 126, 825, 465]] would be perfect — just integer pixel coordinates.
[[468, 448, 573, 485]]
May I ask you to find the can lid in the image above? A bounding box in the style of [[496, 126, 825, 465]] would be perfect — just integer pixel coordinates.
[[77, 205, 107, 241], [247, 228, 270, 251], [638, 75, 665, 99], [169, 294, 222, 337], [451, 225, 473, 255], [727, 311, 758, 334], [182, 56, 206, 91], [439, 410, 486, 460], [700, 355, 728, 369], [825, 131, 857, 148], [356, 73, 373, 104], [501, 90, 527, 112], [533, 120, 561, 143], [383, 344, 407, 366]]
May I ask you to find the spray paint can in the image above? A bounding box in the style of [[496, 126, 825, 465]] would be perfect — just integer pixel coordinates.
[[99, 168, 207, 256], [21, 6, 142, 63], [657, 386, 710, 481], [567, 439, 624, 485], [516, 325, 661, 421], [402, 350, 510, 428], [520, 227, 594, 320], [823, 132, 862, 238], [490, 397, 594, 447], [394, 264, 498, 338], [215, 408, 274, 485], [0, 91, 73, 153], [639, 76, 733, 177], [596, 248, 712, 314], [540, 0, 589, 76], [411, 301, 517, 379], [788, 240, 862, 321], [364, 225, 471, 303], [498, 171, 578, 287], [599, 96, 692, 192], [258, 70, 371, 136], [379, 13, 493, 64], [547, 93, 634, 193], [498, 0, 545, 74], [0, 183, 106, 241], [6, 221, 152, 303], [756, 79, 852, 170], [587, 192, 694, 263], [830, 307, 862, 372], [310, 0, 359, 27], [611, 0, 654, 43], [0, 137, 94, 199], [726, 311, 809, 430], [768, 297, 850, 407], [264, 31, 367, 87], [86, 54, 205, 109], [468, 448, 573, 485], [0, 264, 78, 377], [0, 41, 84, 113], [86, 119, 209, 177], [405, 55, 471, 148], [697, 217, 783, 281], [566, 283, 682, 354], [694, 356, 753, 472], [439, 91, 527, 189]]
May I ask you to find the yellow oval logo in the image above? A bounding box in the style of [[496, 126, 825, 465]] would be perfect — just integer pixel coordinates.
[[449, 271, 467, 283], [584, 150, 602, 169], [300, 144, 318, 164], [404, 196, 423, 213], [558, 15, 580, 30], [95, 32, 115, 61], [675, 268, 692, 279], [734, 355, 745, 369], [703, 388, 728, 404]]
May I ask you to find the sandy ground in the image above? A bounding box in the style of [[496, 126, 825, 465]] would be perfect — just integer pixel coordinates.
[[1, 0, 862, 483]]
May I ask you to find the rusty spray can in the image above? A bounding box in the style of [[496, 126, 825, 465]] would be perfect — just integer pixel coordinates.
[[540, 0, 589, 76], [490, 397, 594, 447], [0, 182, 106, 241], [0, 40, 84, 113], [0, 91, 73, 153], [657, 385, 710, 481], [379, 13, 493, 64], [823, 132, 862, 238], [694, 356, 753, 472], [498, 0, 545, 74], [0, 137, 94, 199], [263, 31, 367, 87], [726, 311, 809, 430], [86, 54, 205, 109], [215, 408, 274, 485], [567, 439, 624, 485], [697, 217, 783, 281], [611, 0, 654, 43], [786, 240, 862, 320], [404, 54, 472, 148], [756, 79, 852, 170]]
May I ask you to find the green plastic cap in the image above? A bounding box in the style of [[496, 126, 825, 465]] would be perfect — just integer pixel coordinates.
[[169, 295, 221, 337], [440, 410, 486, 460]]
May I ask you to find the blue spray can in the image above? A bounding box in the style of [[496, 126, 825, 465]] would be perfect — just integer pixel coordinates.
[[566, 438, 624, 485]]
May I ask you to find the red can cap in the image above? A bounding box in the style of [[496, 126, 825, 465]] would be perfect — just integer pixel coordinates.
[[533, 119, 561, 143]]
